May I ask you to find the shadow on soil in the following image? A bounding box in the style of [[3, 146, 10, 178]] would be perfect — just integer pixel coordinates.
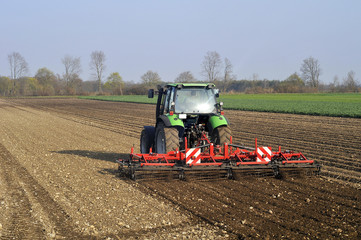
[[54, 150, 129, 163], [54, 150, 130, 177]]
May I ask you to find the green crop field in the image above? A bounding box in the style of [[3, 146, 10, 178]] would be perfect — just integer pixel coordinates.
[[220, 93, 361, 117], [79, 93, 361, 118]]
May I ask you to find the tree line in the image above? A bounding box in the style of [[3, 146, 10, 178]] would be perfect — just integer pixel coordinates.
[[0, 51, 359, 97]]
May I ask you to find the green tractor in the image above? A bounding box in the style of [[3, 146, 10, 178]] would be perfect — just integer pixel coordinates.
[[141, 83, 232, 154]]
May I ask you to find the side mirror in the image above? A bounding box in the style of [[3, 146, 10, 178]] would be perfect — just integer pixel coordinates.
[[214, 89, 220, 98], [148, 89, 154, 98]]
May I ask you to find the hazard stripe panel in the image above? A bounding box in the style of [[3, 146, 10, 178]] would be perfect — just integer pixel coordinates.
[[256, 147, 273, 162], [186, 148, 201, 164]]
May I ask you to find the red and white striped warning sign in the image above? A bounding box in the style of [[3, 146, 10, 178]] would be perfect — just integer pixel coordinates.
[[256, 147, 273, 162], [186, 148, 201, 164]]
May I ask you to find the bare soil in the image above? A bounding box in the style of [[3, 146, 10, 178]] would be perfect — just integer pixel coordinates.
[[0, 98, 360, 239]]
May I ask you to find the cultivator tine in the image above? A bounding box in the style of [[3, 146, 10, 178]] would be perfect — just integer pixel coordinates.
[[118, 164, 126, 178], [226, 168, 234, 180], [129, 166, 137, 180], [271, 164, 282, 179], [178, 169, 185, 181]]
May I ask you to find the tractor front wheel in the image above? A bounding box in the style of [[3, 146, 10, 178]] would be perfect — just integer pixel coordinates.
[[155, 123, 179, 154], [211, 126, 232, 146]]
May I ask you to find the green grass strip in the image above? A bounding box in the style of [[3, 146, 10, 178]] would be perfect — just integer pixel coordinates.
[[79, 95, 157, 104]]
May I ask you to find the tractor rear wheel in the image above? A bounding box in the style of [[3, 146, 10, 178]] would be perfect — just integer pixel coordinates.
[[211, 125, 232, 146], [140, 126, 155, 153], [155, 123, 179, 154]]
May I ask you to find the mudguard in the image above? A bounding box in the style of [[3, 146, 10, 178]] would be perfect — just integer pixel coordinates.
[[208, 115, 229, 133], [159, 114, 185, 128]]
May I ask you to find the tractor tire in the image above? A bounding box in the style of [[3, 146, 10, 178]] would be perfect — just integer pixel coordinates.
[[211, 125, 232, 146], [140, 126, 155, 153], [155, 123, 180, 154]]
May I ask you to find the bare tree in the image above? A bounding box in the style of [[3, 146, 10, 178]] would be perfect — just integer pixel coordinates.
[[175, 71, 196, 83], [201, 51, 222, 82], [141, 70, 161, 87], [252, 73, 259, 81], [223, 58, 233, 81], [300, 56, 321, 88], [343, 70, 358, 92], [8, 52, 28, 80], [221, 58, 237, 92], [333, 75, 339, 87], [62, 55, 81, 87], [90, 51, 106, 93], [330, 75, 340, 92]]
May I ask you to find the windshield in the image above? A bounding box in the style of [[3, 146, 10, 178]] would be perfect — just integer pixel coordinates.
[[174, 88, 217, 114]]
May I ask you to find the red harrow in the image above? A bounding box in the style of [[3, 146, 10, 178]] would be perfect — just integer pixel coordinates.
[[117, 135, 321, 181]]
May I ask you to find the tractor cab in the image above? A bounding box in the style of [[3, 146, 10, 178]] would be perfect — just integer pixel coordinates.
[[150, 83, 221, 117], [169, 85, 218, 114]]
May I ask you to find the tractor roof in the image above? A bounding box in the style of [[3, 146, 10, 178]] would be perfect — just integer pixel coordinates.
[[166, 83, 215, 88]]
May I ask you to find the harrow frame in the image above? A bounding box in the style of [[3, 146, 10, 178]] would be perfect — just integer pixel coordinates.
[[117, 137, 321, 180]]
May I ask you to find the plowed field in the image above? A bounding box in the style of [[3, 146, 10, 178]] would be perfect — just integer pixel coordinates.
[[0, 98, 360, 239]]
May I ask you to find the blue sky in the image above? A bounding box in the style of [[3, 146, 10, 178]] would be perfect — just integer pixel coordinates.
[[0, 0, 360, 83]]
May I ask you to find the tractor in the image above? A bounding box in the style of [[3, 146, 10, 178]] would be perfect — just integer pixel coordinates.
[[140, 83, 231, 154], [117, 83, 320, 180]]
